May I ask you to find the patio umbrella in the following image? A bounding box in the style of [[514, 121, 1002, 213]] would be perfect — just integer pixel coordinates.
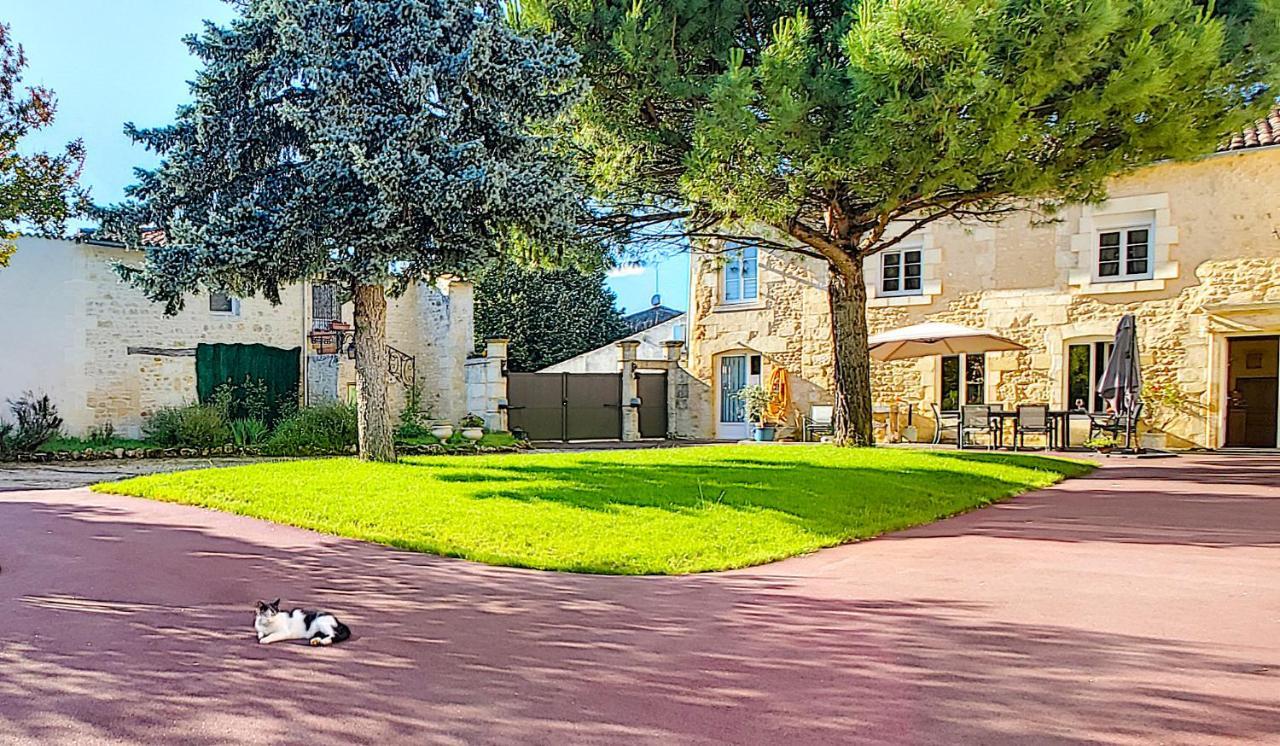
[[1098, 314, 1142, 446], [867, 322, 1027, 362]]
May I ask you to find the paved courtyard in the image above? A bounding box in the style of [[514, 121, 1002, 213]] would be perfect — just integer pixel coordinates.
[[1, 454, 1277, 744]]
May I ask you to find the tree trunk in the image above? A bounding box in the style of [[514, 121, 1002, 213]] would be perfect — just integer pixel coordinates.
[[828, 261, 874, 446], [353, 283, 396, 462]]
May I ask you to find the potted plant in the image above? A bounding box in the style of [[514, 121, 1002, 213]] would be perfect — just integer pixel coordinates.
[[1083, 434, 1120, 454], [459, 413, 486, 441], [430, 422, 454, 440], [736, 385, 777, 442]]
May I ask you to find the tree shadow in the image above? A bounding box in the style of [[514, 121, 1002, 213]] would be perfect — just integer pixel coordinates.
[[1, 492, 1276, 744], [886, 454, 1280, 548]]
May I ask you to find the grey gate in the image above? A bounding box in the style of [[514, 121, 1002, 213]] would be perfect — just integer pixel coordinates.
[[508, 372, 623, 441]]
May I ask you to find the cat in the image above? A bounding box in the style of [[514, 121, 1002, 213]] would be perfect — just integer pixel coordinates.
[[253, 599, 351, 646]]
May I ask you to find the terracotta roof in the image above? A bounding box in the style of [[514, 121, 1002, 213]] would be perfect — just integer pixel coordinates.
[[75, 227, 168, 248], [1219, 106, 1280, 151]]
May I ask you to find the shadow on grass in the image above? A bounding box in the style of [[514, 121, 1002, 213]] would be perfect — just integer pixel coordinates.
[[397, 451, 1088, 537]]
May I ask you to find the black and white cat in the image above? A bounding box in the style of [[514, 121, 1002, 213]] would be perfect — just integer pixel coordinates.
[[254, 599, 351, 646]]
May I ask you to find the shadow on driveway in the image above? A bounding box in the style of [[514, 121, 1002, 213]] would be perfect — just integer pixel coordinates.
[[2, 455, 1279, 745]]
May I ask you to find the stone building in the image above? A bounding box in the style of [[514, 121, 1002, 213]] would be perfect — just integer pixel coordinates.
[[0, 235, 475, 437], [681, 122, 1280, 449]]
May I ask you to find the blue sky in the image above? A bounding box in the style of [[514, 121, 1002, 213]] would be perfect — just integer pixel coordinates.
[[6, 1, 689, 315]]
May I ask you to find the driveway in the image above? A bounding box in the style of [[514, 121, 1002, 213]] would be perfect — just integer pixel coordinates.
[[1, 454, 1277, 744]]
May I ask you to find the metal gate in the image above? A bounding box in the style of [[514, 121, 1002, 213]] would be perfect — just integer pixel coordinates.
[[637, 372, 668, 439], [508, 372, 623, 441]]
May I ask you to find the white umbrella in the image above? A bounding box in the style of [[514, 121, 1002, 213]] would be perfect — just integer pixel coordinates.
[[867, 322, 1026, 362]]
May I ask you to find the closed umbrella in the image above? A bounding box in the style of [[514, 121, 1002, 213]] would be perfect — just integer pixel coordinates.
[[1098, 314, 1142, 448], [867, 322, 1027, 362]]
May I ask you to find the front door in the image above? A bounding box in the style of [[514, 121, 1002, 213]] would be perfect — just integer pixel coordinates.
[[717, 354, 761, 440], [1226, 337, 1280, 447]]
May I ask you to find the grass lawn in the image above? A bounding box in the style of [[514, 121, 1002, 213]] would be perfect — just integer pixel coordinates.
[[93, 445, 1092, 575]]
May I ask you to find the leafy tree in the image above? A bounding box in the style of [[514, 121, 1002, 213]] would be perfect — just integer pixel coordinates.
[[0, 22, 85, 266], [474, 261, 629, 371], [523, 0, 1280, 444], [97, 0, 585, 460]]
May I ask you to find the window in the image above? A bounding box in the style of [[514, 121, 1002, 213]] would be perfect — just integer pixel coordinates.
[[722, 245, 759, 303], [880, 247, 923, 296], [1097, 227, 1152, 281], [940, 353, 985, 411], [209, 291, 239, 315], [312, 283, 340, 327], [1067, 341, 1114, 412]]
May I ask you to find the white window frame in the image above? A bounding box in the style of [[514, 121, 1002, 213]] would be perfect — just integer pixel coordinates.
[[721, 245, 759, 304], [1093, 222, 1154, 283], [938, 353, 986, 412], [1065, 339, 1115, 413], [878, 245, 925, 297], [209, 291, 241, 316]]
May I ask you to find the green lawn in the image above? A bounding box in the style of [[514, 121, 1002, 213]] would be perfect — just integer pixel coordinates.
[[92, 445, 1092, 575]]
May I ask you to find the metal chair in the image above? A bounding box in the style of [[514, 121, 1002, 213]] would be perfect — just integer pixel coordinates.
[[803, 405, 834, 442], [930, 403, 960, 445], [1014, 404, 1054, 451], [1087, 402, 1144, 449], [960, 405, 996, 449]]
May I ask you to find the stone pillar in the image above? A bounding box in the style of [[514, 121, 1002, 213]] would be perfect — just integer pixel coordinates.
[[465, 338, 509, 432], [618, 340, 641, 441], [663, 341, 685, 439]]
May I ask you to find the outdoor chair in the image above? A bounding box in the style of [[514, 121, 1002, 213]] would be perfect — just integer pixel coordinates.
[[1014, 404, 1054, 451], [803, 405, 834, 442], [960, 405, 996, 450], [1087, 402, 1144, 449], [931, 403, 960, 445]]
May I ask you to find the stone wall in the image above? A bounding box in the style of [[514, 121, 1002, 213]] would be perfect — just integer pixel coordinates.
[[685, 146, 1280, 448], [0, 238, 478, 437]]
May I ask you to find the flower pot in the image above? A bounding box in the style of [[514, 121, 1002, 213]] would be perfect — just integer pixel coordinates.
[[430, 425, 454, 440], [753, 426, 776, 442], [461, 427, 484, 441]]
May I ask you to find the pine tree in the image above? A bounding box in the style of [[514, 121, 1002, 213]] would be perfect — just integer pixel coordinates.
[[0, 23, 85, 266], [524, 0, 1280, 445], [474, 262, 629, 371], [98, 0, 586, 460]]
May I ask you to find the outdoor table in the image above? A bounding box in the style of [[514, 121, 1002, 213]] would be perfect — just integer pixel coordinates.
[[956, 409, 1075, 450]]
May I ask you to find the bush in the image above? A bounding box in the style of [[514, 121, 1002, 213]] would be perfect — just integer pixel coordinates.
[[144, 403, 232, 448], [263, 404, 357, 455], [0, 392, 64, 454], [230, 418, 270, 447]]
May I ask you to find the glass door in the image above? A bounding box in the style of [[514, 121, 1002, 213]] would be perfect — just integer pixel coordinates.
[[717, 354, 759, 439]]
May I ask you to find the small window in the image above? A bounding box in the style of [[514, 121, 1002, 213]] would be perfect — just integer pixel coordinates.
[[940, 353, 985, 411], [209, 291, 239, 315], [880, 247, 923, 296], [671, 323, 686, 342], [1097, 227, 1152, 281], [722, 245, 759, 303]]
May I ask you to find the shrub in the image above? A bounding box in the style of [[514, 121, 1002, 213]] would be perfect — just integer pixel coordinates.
[[230, 418, 270, 447], [263, 404, 357, 455], [144, 403, 232, 448], [1, 392, 64, 453], [86, 422, 116, 445], [459, 413, 486, 429], [396, 381, 433, 440]]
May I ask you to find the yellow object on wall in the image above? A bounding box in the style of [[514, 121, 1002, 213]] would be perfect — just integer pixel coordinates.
[[765, 367, 789, 423]]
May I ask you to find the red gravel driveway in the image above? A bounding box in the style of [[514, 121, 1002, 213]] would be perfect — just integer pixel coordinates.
[[1, 454, 1278, 744]]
